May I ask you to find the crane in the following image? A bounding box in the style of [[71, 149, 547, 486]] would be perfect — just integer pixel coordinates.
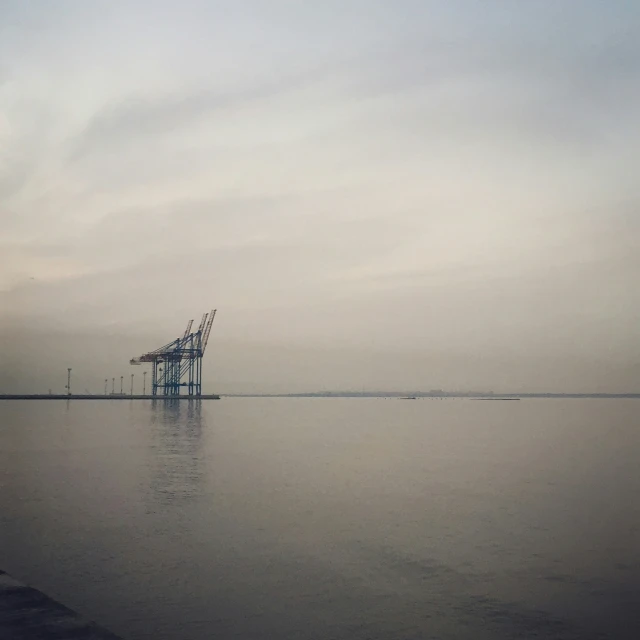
[[130, 309, 217, 396]]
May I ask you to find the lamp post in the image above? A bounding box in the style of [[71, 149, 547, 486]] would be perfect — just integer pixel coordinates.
[[104, 378, 108, 395], [120, 376, 123, 395], [65, 368, 72, 396], [130, 373, 134, 396], [111, 378, 115, 394], [143, 371, 147, 395]]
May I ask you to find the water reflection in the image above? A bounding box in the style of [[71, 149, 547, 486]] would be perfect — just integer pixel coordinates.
[[147, 399, 207, 506]]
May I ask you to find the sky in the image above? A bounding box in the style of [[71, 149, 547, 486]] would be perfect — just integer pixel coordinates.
[[1, 0, 639, 394]]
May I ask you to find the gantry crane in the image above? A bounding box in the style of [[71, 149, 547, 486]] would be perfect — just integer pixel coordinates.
[[130, 310, 216, 396]]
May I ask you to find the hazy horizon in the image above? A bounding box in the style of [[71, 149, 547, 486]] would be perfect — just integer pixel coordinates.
[[2, 1, 640, 394]]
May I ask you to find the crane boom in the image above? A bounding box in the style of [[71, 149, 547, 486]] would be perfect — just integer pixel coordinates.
[[182, 319, 194, 339], [202, 309, 216, 353], [197, 312, 208, 335]]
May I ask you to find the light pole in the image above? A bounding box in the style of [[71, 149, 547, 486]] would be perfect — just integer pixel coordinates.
[[120, 376, 123, 395], [104, 378, 108, 395], [65, 368, 72, 396], [112, 378, 115, 394], [143, 371, 147, 395], [130, 373, 134, 396]]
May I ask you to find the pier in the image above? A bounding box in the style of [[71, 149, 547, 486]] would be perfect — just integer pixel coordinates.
[[0, 394, 220, 401]]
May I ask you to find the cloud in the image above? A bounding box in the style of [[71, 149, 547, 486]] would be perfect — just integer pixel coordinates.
[[0, 243, 86, 292], [68, 64, 336, 160]]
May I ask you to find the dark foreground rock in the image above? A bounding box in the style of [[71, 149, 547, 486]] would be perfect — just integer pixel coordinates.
[[0, 571, 121, 639]]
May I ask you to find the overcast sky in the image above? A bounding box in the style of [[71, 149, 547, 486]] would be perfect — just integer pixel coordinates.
[[1, 1, 639, 393]]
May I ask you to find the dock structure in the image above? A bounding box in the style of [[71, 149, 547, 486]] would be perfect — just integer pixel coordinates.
[[0, 570, 122, 639], [0, 394, 220, 401]]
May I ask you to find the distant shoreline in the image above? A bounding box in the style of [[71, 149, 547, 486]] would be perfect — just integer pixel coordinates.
[[2, 393, 638, 401], [220, 393, 640, 399]]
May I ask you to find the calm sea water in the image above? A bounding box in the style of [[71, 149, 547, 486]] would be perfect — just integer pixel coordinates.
[[0, 398, 638, 640]]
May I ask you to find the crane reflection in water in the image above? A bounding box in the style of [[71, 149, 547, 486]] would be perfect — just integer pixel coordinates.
[[147, 399, 208, 506]]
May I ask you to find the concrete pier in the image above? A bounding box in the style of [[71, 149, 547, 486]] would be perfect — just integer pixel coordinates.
[[0, 570, 122, 639], [0, 394, 220, 400]]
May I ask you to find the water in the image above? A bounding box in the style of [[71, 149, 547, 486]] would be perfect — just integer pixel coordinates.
[[0, 398, 638, 640]]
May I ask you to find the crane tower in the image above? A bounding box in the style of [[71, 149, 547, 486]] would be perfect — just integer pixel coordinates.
[[130, 310, 216, 396]]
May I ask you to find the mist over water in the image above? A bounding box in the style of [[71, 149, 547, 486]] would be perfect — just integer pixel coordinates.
[[1, 398, 638, 640]]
